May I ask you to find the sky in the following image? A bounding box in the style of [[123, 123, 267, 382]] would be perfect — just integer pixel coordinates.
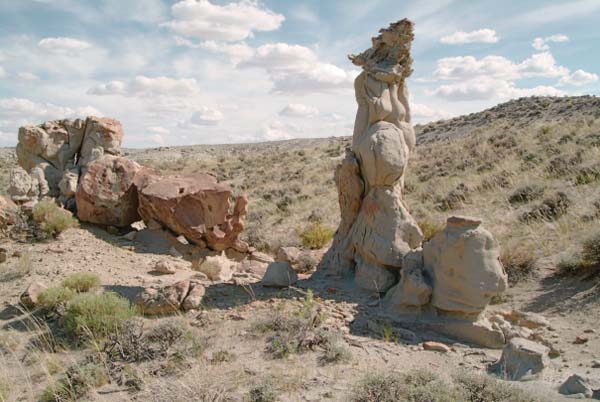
[[0, 0, 599, 148]]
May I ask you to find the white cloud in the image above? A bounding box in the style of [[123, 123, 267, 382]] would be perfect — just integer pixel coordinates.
[[185, 107, 224, 126], [0, 66, 6, 79], [434, 52, 568, 81], [559, 69, 599, 86], [257, 120, 294, 141], [88, 76, 198, 97], [532, 34, 569, 51], [17, 72, 40, 81], [440, 29, 499, 45], [429, 78, 565, 101], [279, 103, 319, 117], [411, 103, 453, 121], [162, 0, 284, 42], [147, 126, 169, 145], [238, 43, 356, 93], [38, 37, 93, 54]]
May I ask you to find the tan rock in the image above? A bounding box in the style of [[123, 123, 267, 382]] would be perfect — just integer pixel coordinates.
[[490, 338, 548, 380], [8, 166, 34, 202], [354, 256, 396, 293], [250, 251, 274, 264], [0, 196, 20, 228], [20, 282, 47, 308], [153, 260, 180, 275], [423, 216, 507, 315], [138, 173, 247, 251], [76, 155, 145, 227], [261, 261, 298, 288], [559, 374, 600, 398], [422, 341, 450, 353], [181, 282, 205, 311], [135, 280, 190, 315], [384, 250, 431, 309], [276, 246, 301, 264]]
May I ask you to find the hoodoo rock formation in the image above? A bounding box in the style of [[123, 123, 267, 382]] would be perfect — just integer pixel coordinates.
[[322, 19, 509, 348]]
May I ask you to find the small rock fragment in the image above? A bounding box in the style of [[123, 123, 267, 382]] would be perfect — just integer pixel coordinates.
[[559, 374, 600, 398], [423, 341, 450, 353], [261, 261, 298, 288], [20, 282, 47, 308], [490, 338, 549, 381]]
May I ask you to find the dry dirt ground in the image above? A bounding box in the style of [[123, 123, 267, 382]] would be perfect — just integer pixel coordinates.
[[1, 95, 600, 401]]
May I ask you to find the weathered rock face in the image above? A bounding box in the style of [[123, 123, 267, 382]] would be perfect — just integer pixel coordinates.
[[261, 261, 298, 288], [423, 216, 507, 316], [10, 116, 123, 206], [323, 19, 422, 279], [559, 374, 600, 398], [383, 249, 432, 309], [138, 173, 247, 251], [78, 117, 123, 168], [75, 155, 146, 227]]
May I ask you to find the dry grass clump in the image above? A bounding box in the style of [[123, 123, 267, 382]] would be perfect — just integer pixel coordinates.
[[417, 218, 444, 242], [559, 231, 600, 277], [61, 272, 101, 292], [351, 370, 538, 402], [500, 241, 537, 285], [32, 199, 78, 239], [38, 286, 76, 311], [0, 251, 33, 282], [520, 192, 571, 222], [63, 292, 137, 341], [508, 185, 544, 204], [300, 223, 334, 249], [39, 357, 108, 402], [248, 378, 277, 402]]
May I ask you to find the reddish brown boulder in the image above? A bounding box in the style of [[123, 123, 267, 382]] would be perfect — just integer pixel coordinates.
[[78, 117, 123, 167], [138, 173, 247, 251], [0, 196, 20, 228], [76, 155, 147, 227]]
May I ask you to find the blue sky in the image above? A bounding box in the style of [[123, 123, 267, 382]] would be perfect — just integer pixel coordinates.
[[0, 0, 599, 148]]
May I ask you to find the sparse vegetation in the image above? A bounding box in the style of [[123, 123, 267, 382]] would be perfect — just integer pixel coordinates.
[[500, 241, 537, 284], [247, 378, 277, 402], [64, 292, 137, 341], [0, 251, 32, 281], [32, 199, 78, 239], [300, 223, 334, 249], [62, 272, 101, 292], [39, 358, 108, 402], [38, 286, 76, 311], [417, 218, 444, 242]]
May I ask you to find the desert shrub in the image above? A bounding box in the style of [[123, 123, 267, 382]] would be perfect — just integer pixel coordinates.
[[0, 380, 9, 402], [520, 192, 570, 222], [248, 378, 277, 402], [436, 183, 470, 211], [38, 287, 76, 311], [39, 358, 108, 402], [62, 272, 100, 292], [508, 185, 544, 204], [211, 350, 235, 364], [582, 232, 600, 265], [351, 370, 464, 402], [64, 292, 137, 340], [319, 330, 351, 364], [417, 218, 444, 242], [500, 243, 536, 285], [455, 372, 538, 402], [104, 318, 204, 364], [557, 253, 584, 276], [32, 199, 78, 239], [300, 223, 334, 249], [575, 165, 600, 185]]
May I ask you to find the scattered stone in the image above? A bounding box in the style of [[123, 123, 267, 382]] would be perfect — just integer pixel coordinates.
[[574, 336, 589, 345], [169, 247, 184, 259], [498, 310, 550, 329], [225, 247, 247, 262], [276, 246, 301, 264], [249, 251, 274, 264], [592, 360, 600, 368], [20, 282, 47, 308], [0, 196, 20, 228], [153, 260, 180, 275], [490, 338, 549, 381], [131, 220, 146, 231], [559, 374, 600, 398], [261, 261, 298, 288], [181, 282, 205, 311], [135, 280, 192, 315], [422, 341, 450, 353]]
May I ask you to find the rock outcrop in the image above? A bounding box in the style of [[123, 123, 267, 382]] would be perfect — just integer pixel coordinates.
[[135, 280, 205, 315], [0, 196, 20, 229], [490, 338, 548, 380], [261, 261, 298, 287], [9, 117, 123, 207], [75, 155, 147, 227], [138, 173, 247, 251]]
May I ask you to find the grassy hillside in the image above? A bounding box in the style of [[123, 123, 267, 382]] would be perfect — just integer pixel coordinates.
[[128, 95, 600, 281]]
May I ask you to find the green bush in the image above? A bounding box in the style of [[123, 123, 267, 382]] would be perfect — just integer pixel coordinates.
[[38, 287, 76, 310], [455, 372, 538, 402], [62, 272, 101, 292], [64, 292, 137, 340], [32, 199, 78, 239], [417, 218, 444, 242], [300, 223, 334, 249], [557, 253, 583, 276]]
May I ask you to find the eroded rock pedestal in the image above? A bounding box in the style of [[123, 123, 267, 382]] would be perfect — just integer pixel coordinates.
[[321, 19, 509, 348]]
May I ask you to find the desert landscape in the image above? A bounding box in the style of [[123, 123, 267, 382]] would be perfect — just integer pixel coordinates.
[[1, 3, 600, 402]]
